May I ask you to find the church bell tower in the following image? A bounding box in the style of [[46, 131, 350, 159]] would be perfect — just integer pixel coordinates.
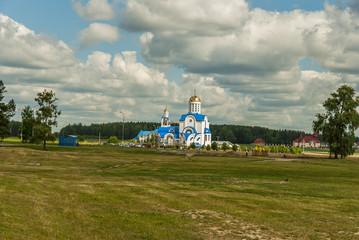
[[189, 90, 201, 114], [161, 106, 171, 127]]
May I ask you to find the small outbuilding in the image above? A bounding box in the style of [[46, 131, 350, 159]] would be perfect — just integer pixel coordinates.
[[212, 141, 233, 148], [252, 138, 265, 146], [59, 135, 78, 147]]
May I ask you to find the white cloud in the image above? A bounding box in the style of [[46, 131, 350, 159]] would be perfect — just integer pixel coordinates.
[[304, 3, 359, 74], [80, 23, 120, 47], [3, 0, 359, 134], [123, 0, 249, 35], [72, 0, 115, 20], [117, 0, 359, 131], [135, 6, 327, 75], [123, 0, 359, 76], [0, 14, 76, 69]]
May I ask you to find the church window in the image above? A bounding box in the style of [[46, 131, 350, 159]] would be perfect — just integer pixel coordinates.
[[189, 119, 192, 123]]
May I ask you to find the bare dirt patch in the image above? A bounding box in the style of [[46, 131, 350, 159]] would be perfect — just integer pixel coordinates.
[[168, 208, 293, 240]]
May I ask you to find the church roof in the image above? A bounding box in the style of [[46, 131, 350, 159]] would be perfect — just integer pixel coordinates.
[[134, 130, 154, 139], [179, 113, 207, 121], [157, 126, 179, 139], [181, 132, 201, 140], [204, 128, 211, 134], [189, 95, 201, 102], [182, 132, 192, 140], [182, 126, 197, 133]]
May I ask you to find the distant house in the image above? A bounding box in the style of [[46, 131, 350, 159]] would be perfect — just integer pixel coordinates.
[[59, 135, 78, 147], [212, 141, 233, 148], [293, 132, 321, 148], [134, 130, 154, 143], [252, 138, 265, 146]]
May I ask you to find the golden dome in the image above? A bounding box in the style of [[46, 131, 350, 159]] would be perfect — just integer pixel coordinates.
[[189, 95, 201, 102]]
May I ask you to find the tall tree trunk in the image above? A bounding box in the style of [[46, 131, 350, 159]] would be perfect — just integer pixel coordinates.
[[43, 140, 46, 150]]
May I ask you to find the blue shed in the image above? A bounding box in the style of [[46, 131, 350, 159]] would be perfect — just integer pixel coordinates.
[[59, 135, 78, 147]]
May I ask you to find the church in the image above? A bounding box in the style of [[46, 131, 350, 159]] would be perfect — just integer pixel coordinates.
[[135, 93, 212, 147]]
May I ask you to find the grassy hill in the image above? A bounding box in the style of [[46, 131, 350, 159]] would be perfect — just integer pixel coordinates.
[[1, 145, 359, 239]]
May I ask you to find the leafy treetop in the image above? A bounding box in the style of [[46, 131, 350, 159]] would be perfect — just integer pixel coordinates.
[[313, 85, 359, 159], [0, 80, 16, 140]]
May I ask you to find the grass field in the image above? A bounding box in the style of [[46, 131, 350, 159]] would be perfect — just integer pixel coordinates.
[[1, 145, 359, 239]]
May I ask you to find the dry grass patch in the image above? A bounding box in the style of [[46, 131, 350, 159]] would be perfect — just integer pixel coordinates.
[[1, 145, 359, 239]]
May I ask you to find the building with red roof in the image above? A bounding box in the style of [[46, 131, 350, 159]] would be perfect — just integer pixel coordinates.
[[252, 138, 265, 146], [293, 132, 321, 148]]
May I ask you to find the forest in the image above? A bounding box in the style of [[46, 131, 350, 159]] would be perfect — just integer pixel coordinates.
[[54, 121, 309, 144]]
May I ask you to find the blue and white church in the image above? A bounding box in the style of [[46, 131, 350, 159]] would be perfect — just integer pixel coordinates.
[[135, 93, 212, 147]]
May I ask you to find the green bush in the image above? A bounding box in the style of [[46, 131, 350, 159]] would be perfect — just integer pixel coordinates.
[[278, 144, 288, 153], [206, 144, 211, 151], [107, 136, 120, 144], [190, 142, 196, 149], [290, 146, 304, 154], [232, 144, 238, 152], [290, 146, 297, 154], [270, 145, 278, 153], [211, 142, 218, 151], [222, 142, 228, 151]]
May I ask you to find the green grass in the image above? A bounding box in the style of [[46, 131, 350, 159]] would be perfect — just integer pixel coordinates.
[[1, 137, 22, 143], [1, 145, 359, 239]]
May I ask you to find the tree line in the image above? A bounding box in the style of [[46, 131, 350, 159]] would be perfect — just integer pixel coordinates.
[[3, 78, 359, 158], [59, 121, 308, 144]]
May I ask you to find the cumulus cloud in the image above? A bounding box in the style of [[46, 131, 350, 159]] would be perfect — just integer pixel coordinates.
[[304, 3, 359, 74], [79, 23, 120, 47], [116, 0, 359, 131], [3, 0, 359, 133], [123, 0, 249, 34], [0, 14, 76, 69], [72, 0, 115, 20], [131, 2, 326, 76], [123, 0, 359, 76]]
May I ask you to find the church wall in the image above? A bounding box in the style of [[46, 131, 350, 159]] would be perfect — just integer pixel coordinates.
[[179, 122, 184, 133], [185, 116, 196, 129], [195, 121, 202, 134]]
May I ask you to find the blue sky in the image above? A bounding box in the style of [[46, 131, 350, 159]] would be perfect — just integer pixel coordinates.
[[1, 0, 359, 132], [250, 0, 338, 11]]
